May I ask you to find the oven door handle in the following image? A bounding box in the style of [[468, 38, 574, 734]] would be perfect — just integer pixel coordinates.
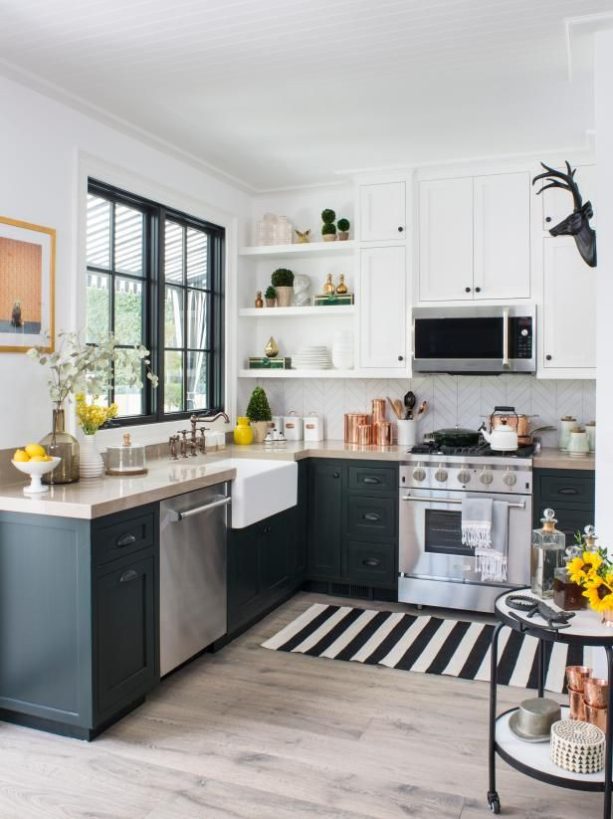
[[400, 495, 525, 510]]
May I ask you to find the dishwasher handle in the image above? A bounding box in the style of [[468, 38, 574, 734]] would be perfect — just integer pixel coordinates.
[[170, 495, 231, 522]]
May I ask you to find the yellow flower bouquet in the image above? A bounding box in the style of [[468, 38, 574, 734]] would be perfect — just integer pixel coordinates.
[[567, 547, 613, 616], [75, 394, 119, 435]]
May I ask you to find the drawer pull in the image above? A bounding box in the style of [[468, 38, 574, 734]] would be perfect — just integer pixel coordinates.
[[363, 512, 381, 522], [362, 558, 381, 568], [362, 476, 381, 485], [558, 488, 579, 495], [333, 472, 340, 479], [119, 569, 139, 583], [117, 533, 137, 548]]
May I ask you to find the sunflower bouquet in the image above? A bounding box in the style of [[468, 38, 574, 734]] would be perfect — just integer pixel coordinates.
[[75, 394, 119, 435], [567, 547, 613, 615]]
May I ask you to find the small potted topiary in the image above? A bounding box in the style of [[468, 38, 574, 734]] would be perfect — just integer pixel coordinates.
[[246, 386, 272, 443], [337, 217, 351, 241], [264, 285, 276, 307], [321, 209, 337, 241], [270, 268, 294, 307]]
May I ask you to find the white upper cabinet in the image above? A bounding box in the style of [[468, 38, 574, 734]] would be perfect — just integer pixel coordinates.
[[542, 236, 596, 373], [419, 172, 531, 302], [359, 245, 407, 369], [540, 164, 596, 231], [359, 182, 406, 242], [473, 172, 531, 300], [419, 177, 474, 301]]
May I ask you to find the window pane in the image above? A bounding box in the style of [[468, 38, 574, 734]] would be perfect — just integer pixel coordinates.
[[87, 195, 111, 269], [86, 272, 110, 343], [165, 286, 183, 348], [114, 277, 143, 346], [164, 351, 183, 412], [186, 228, 208, 288], [187, 289, 208, 349], [187, 351, 208, 411], [115, 357, 144, 417], [165, 220, 183, 284], [115, 204, 144, 275]]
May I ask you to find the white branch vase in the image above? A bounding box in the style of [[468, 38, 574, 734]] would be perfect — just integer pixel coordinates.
[[79, 434, 105, 479]]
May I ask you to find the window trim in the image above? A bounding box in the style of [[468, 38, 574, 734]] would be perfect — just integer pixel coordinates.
[[87, 178, 225, 425]]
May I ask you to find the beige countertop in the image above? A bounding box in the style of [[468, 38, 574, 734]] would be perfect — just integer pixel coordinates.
[[0, 440, 594, 520]]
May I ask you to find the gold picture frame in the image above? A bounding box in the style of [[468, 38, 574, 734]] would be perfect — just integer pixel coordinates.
[[0, 215, 55, 353]]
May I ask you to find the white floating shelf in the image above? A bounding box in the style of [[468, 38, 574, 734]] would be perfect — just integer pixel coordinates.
[[239, 306, 355, 318], [238, 368, 408, 380], [239, 240, 355, 258]]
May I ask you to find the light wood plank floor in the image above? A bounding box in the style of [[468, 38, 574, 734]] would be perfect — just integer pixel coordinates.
[[0, 592, 603, 818]]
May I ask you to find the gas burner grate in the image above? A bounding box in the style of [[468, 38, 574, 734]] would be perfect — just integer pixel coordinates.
[[410, 440, 534, 458]]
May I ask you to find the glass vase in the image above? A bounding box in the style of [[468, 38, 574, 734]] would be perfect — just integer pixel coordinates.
[[40, 404, 80, 484], [79, 434, 105, 479]]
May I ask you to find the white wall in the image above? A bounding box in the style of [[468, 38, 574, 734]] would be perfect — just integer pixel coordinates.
[[595, 30, 613, 544], [0, 75, 251, 449]]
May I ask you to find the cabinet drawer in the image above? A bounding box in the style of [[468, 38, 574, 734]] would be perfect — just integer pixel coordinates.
[[535, 472, 595, 508], [93, 509, 155, 566], [346, 496, 396, 541], [347, 541, 396, 587], [348, 465, 396, 495]]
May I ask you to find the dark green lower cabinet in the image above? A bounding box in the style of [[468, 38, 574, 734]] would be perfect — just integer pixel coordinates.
[[0, 506, 159, 740], [533, 469, 595, 542]]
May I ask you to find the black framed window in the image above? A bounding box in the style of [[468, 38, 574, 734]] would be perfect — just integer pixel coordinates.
[[86, 179, 225, 423]]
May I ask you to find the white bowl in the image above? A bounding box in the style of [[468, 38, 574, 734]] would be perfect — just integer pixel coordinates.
[[12, 456, 62, 494]]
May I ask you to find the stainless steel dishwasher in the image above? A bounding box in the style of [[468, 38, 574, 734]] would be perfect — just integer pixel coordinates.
[[159, 484, 230, 676]]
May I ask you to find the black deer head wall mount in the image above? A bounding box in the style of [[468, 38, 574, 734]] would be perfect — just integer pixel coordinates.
[[532, 161, 596, 268]]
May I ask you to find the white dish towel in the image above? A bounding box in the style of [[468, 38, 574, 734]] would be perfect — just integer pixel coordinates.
[[475, 500, 509, 583], [461, 497, 493, 549]]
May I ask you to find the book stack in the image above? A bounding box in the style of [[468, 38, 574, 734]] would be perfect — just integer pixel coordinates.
[[313, 294, 354, 306], [248, 357, 292, 370]]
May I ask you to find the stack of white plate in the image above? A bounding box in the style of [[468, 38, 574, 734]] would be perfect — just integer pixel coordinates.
[[332, 331, 354, 369], [293, 345, 331, 370]]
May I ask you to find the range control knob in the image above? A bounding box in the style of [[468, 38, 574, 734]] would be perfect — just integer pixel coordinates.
[[479, 470, 494, 485], [412, 466, 427, 482], [434, 468, 448, 483], [503, 470, 517, 487], [457, 469, 471, 485]]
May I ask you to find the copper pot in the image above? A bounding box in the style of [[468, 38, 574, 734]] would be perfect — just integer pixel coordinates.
[[344, 413, 370, 444]]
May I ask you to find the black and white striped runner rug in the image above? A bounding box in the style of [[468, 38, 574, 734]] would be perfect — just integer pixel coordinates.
[[262, 603, 585, 693]]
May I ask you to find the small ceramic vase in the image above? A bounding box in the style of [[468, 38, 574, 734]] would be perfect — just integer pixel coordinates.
[[323, 274, 335, 295], [233, 417, 254, 446], [265, 337, 279, 358], [336, 274, 348, 295], [79, 434, 105, 479], [255, 291, 264, 308], [251, 420, 269, 443], [275, 286, 293, 307]]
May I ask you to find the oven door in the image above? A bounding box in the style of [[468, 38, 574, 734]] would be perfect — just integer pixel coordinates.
[[398, 488, 531, 586]]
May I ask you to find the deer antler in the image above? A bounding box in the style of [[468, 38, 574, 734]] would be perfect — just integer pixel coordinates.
[[532, 161, 583, 210]]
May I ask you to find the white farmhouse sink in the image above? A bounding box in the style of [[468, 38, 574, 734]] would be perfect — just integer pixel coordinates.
[[212, 459, 298, 529]]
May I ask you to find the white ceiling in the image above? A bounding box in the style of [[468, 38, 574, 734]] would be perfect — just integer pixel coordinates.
[[0, 0, 611, 190]]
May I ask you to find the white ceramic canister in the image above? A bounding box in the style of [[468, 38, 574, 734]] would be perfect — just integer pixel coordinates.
[[303, 412, 324, 442], [396, 419, 417, 448], [559, 416, 577, 451], [283, 411, 303, 441], [586, 421, 596, 453], [568, 430, 589, 458]]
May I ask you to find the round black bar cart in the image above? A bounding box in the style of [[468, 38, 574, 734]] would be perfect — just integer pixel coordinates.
[[488, 588, 613, 816]]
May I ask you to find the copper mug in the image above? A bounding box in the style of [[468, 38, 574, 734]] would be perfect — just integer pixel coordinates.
[[585, 703, 608, 732], [566, 666, 592, 692], [584, 678, 609, 709], [569, 686, 587, 721]]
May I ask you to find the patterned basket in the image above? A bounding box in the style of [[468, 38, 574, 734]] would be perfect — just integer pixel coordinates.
[[551, 720, 605, 774]]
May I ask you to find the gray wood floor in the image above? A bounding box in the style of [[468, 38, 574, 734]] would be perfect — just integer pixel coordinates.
[[0, 592, 602, 818]]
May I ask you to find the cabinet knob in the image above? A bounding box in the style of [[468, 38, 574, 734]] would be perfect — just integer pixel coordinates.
[[397, 226, 404, 233], [465, 287, 471, 293], [545, 216, 552, 223], [546, 354, 552, 361], [475, 287, 481, 293], [333, 472, 340, 479], [398, 355, 404, 362]]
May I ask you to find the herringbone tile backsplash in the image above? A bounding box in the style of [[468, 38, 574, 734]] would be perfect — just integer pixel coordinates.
[[238, 376, 596, 446]]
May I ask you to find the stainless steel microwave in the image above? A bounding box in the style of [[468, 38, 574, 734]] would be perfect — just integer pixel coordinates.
[[412, 305, 536, 374]]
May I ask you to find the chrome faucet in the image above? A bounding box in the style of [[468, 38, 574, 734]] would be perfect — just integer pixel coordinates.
[[189, 411, 230, 455]]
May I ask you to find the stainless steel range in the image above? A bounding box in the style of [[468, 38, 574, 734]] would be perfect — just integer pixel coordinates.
[[398, 446, 532, 613]]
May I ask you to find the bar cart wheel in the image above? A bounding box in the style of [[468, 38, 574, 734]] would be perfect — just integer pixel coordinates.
[[487, 791, 501, 814]]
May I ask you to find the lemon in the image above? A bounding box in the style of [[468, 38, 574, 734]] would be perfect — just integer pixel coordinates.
[[28, 455, 47, 463], [43, 455, 54, 462], [25, 443, 46, 458], [13, 449, 30, 462]]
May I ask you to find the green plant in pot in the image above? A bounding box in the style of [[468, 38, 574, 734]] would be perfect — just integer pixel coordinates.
[[246, 386, 272, 443], [270, 268, 294, 307], [321, 209, 337, 241], [337, 217, 350, 241], [264, 285, 276, 307]]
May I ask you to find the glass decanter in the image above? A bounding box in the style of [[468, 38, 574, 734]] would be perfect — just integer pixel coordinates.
[[531, 508, 566, 598]]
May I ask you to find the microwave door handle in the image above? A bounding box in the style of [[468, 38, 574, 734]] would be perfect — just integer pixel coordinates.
[[502, 308, 510, 370]]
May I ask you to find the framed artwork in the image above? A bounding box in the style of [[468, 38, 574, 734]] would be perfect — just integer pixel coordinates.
[[0, 216, 55, 353]]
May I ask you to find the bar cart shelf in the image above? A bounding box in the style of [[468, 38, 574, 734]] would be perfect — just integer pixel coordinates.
[[489, 589, 613, 816]]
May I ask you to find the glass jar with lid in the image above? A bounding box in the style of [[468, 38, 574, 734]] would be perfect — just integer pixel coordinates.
[[553, 525, 596, 610], [531, 508, 566, 598]]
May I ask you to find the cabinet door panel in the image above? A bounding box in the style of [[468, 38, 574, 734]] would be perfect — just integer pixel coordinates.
[[542, 237, 596, 369], [346, 541, 396, 588], [419, 177, 473, 301], [95, 555, 157, 717], [473, 172, 530, 300], [227, 526, 260, 631], [260, 513, 291, 594], [346, 496, 396, 542], [359, 182, 406, 241], [308, 462, 343, 579], [359, 245, 407, 368]]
